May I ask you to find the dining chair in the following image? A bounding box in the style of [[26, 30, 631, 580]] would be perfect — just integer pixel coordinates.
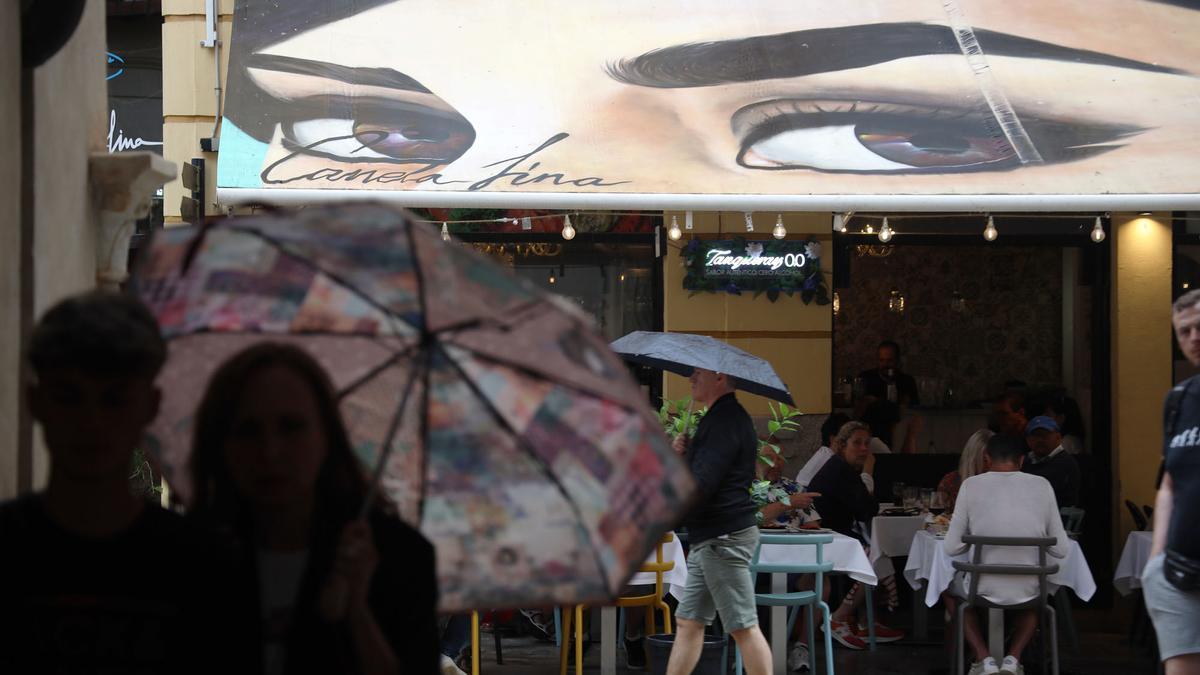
[[468, 611, 505, 675], [734, 532, 836, 675], [950, 535, 1061, 675], [558, 531, 676, 675], [1125, 500, 1149, 531], [615, 532, 676, 666], [1142, 504, 1155, 525]]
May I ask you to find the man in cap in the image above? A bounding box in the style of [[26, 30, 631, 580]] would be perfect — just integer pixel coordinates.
[[1020, 415, 1081, 508]]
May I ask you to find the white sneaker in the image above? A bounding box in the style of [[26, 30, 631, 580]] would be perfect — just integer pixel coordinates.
[[998, 655, 1022, 675], [440, 654, 467, 675], [787, 642, 810, 671], [967, 657, 1000, 675]]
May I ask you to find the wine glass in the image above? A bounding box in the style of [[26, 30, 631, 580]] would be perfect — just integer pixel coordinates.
[[930, 491, 946, 517], [891, 482, 906, 508], [919, 488, 934, 513]]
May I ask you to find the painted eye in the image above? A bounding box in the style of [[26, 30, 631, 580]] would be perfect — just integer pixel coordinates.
[[733, 100, 1142, 174], [280, 98, 475, 165]]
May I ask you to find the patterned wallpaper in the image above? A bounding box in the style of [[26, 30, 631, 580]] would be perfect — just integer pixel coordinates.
[[833, 245, 1064, 405]]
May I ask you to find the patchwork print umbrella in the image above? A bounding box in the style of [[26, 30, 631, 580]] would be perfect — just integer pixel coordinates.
[[134, 203, 694, 612]]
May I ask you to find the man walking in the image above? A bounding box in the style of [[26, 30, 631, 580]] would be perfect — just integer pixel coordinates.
[[666, 368, 773, 675], [1144, 290, 1200, 674]]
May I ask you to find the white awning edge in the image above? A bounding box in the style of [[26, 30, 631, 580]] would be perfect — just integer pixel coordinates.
[[216, 187, 1199, 213]]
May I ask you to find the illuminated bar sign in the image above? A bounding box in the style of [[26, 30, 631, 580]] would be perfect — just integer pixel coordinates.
[[682, 238, 830, 304]]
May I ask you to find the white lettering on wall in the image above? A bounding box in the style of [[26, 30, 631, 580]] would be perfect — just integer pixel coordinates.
[[704, 249, 806, 271], [107, 110, 164, 153]]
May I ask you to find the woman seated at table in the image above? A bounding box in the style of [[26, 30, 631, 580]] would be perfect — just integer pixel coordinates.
[[937, 429, 995, 514], [809, 422, 904, 650]]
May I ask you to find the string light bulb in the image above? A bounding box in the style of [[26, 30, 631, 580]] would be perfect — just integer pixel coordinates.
[[1091, 216, 1106, 243], [772, 214, 787, 240], [561, 214, 576, 240], [878, 217, 893, 242], [864, 222, 875, 235], [667, 215, 682, 240], [983, 215, 998, 242], [441, 222, 451, 242], [832, 291, 841, 316]]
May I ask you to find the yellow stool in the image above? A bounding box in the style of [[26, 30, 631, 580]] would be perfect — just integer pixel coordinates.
[[558, 532, 676, 675]]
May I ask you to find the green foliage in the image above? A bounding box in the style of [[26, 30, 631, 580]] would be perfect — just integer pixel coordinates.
[[756, 402, 804, 466], [658, 396, 705, 438]]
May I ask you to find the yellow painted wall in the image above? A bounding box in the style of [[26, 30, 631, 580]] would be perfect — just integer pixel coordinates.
[[1111, 213, 1173, 541], [161, 1, 233, 222], [663, 212, 832, 416]]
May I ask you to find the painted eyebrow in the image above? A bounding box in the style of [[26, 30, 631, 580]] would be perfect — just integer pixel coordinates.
[[607, 22, 1184, 88], [245, 53, 431, 93]]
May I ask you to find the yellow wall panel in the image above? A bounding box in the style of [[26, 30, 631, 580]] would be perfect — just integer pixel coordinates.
[[162, 121, 220, 219], [161, 19, 231, 117], [1111, 213, 1173, 539], [162, 0, 236, 16]]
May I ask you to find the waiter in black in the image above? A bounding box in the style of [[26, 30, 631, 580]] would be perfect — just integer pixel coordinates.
[[857, 340, 919, 407]]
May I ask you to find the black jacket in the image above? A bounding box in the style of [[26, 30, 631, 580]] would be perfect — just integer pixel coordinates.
[[809, 454, 878, 541], [684, 393, 759, 545], [1022, 450, 1081, 508]]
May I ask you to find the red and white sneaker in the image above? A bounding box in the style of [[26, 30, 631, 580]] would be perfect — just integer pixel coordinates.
[[854, 621, 905, 643], [822, 620, 867, 650]]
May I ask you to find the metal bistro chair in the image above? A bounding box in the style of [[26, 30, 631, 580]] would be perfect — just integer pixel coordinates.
[[558, 531, 676, 675], [1125, 500, 1149, 531], [951, 535, 1061, 675], [1054, 508, 1085, 653], [735, 532, 836, 675]]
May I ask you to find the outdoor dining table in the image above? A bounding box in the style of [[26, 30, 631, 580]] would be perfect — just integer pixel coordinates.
[[903, 530, 1096, 663], [1113, 530, 1155, 596]]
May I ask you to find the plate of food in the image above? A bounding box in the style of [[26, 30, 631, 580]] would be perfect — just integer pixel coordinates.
[[925, 513, 951, 536]]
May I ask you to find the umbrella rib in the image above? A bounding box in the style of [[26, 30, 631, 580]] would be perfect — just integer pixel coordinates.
[[440, 348, 616, 597], [400, 222, 430, 336], [358, 347, 425, 521], [227, 223, 419, 338], [335, 342, 422, 403]]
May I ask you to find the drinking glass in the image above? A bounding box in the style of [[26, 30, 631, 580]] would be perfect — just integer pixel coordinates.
[[919, 488, 934, 513], [891, 482, 906, 508], [930, 492, 947, 517], [903, 486, 919, 509]]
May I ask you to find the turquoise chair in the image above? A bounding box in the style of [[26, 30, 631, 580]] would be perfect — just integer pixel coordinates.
[[735, 532, 836, 675]]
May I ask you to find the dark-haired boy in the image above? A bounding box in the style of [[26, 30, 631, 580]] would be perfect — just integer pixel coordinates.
[[0, 291, 250, 674]]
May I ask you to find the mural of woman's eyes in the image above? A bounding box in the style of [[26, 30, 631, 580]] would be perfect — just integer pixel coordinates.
[[732, 99, 1143, 174], [280, 97, 476, 165], [245, 54, 476, 167]]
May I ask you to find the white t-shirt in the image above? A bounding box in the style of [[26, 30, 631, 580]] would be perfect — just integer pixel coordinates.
[[943, 471, 1069, 605], [795, 446, 834, 488], [257, 548, 309, 675]]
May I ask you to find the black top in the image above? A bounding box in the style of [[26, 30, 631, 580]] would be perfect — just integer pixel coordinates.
[[683, 392, 759, 545], [857, 368, 920, 406], [1021, 450, 1081, 508], [249, 509, 440, 675], [1163, 376, 1200, 559], [0, 495, 256, 675], [809, 454, 878, 541]]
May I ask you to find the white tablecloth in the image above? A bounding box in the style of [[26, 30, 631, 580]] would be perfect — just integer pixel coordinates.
[[903, 530, 1096, 607], [870, 515, 927, 560], [628, 535, 686, 589], [668, 531, 879, 598], [1114, 530, 1154, 596]]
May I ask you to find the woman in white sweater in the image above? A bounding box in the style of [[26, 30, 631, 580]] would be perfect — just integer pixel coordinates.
[[943, 435, 1069, 675]]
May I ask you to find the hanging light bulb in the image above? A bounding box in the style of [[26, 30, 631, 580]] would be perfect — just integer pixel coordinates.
[[561, 214, 576, 240], [983, 215, 998, 242], [864, 222, 875, 235], [878, 217, 893, 243], [667, 214, 682, 240], [1091, 216, 1106, 243], [832, 291, 841, 316], [772, 214, 787, 240], [441, 221, 451, 242], [548, 269, 557, 285], [744, 212, 755, 232], [685, 210, 694, 230]]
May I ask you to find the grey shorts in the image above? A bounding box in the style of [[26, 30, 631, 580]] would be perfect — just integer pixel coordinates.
[[676, 526, 760, 632], [1143, 553, 1200, 660]]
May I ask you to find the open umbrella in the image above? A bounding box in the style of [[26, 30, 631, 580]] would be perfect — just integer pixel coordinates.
[[610, 331, 794, 405], [133, 203, 694, 612]]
